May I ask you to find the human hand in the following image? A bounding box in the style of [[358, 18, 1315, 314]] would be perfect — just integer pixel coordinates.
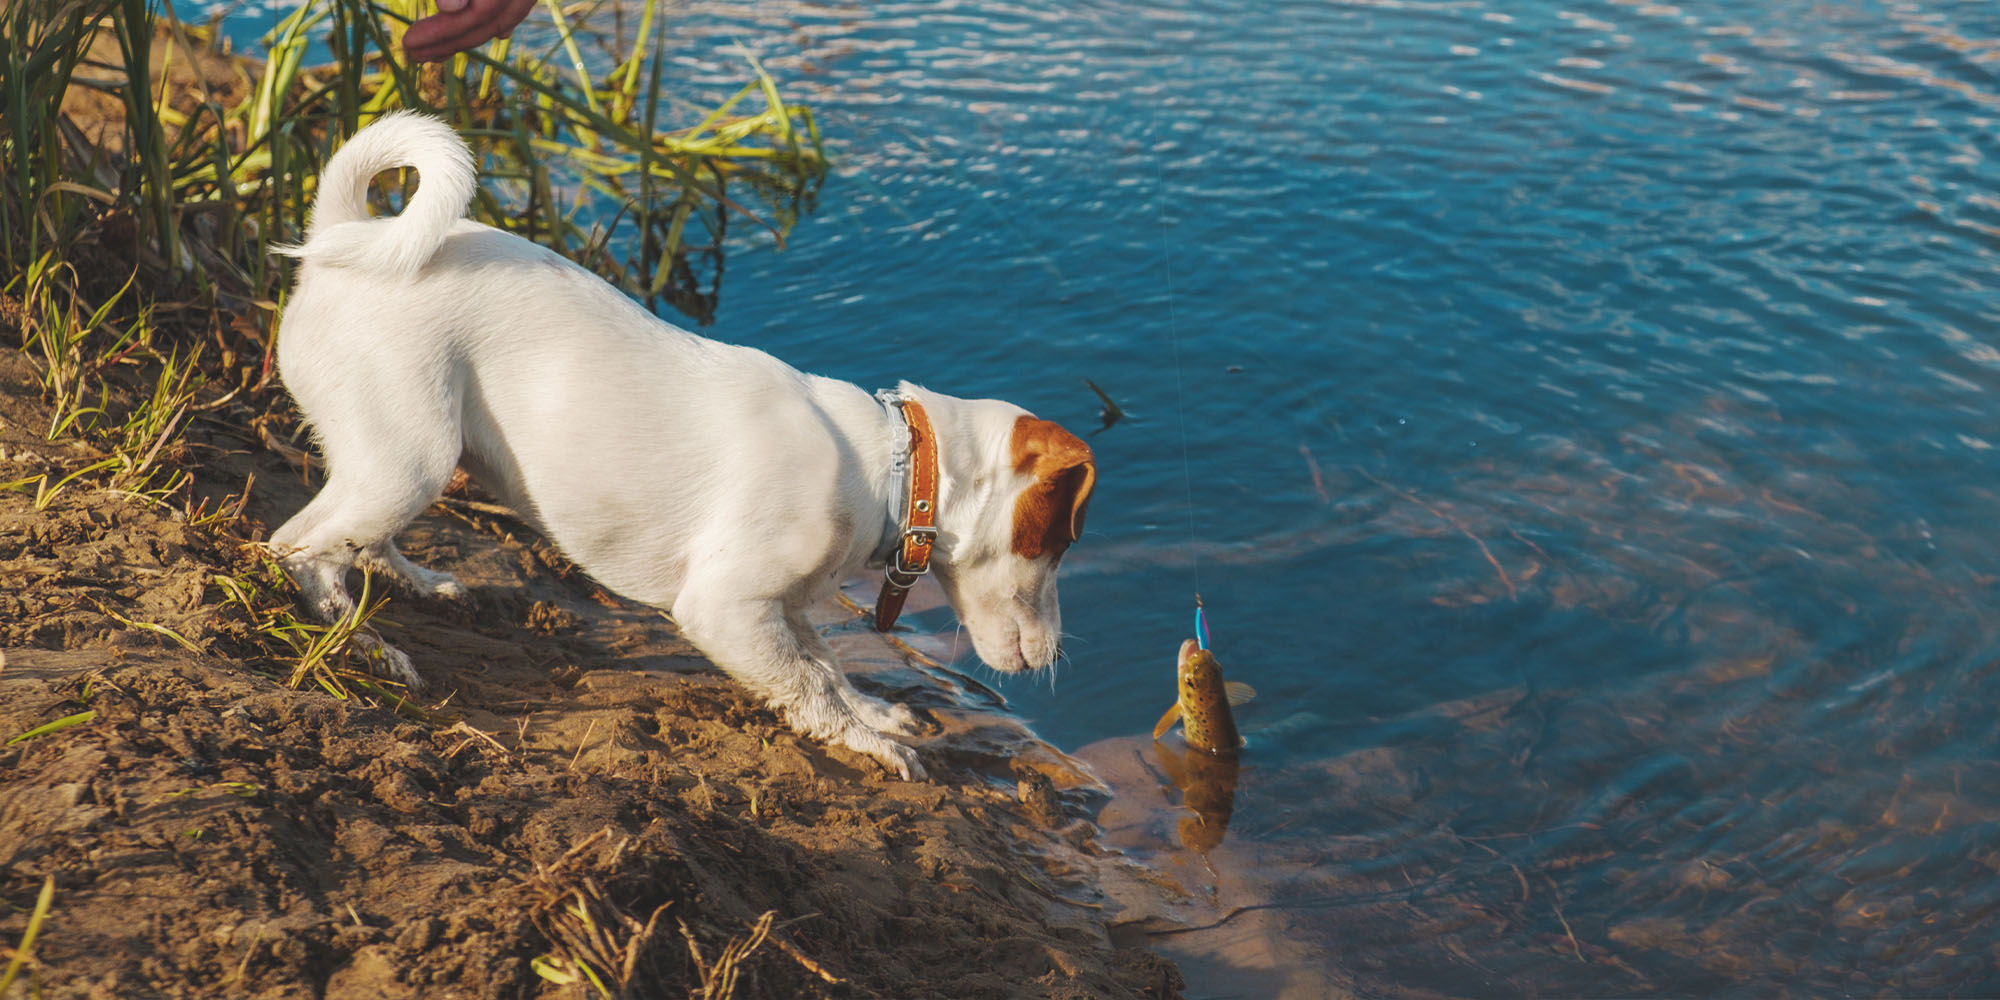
[[402, 0, 537, 63]]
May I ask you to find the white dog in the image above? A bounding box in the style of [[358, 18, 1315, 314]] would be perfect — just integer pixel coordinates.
[[270, 113, 1095, 780]]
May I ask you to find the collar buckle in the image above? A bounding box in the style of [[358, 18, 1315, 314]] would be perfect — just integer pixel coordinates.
[[886, 525, 939, 585]]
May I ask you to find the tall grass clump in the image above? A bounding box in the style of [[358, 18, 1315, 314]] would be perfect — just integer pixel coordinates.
[[4, 0, 827, 378], [0, 0, 827, 690], [0, 1, 111, 265]]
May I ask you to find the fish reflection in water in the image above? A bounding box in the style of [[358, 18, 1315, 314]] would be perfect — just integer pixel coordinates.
[[1152, 736, 1243, 853], [1151, 638, 1257, 853]]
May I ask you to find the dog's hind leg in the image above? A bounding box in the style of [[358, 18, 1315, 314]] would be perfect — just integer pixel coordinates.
[[268, 415, 462, 691], [671, 589, 926, 780], [359, 540, 469, 601]]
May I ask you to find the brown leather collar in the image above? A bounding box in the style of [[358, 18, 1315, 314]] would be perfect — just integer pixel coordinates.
[[875, 398, 940, 632]]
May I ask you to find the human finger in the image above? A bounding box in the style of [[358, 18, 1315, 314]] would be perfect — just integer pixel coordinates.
[[403, 16, 491, 62], [403, 0, 534, 62]]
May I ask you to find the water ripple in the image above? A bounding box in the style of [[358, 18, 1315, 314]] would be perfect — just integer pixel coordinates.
[[220, 0, 2000, 992]]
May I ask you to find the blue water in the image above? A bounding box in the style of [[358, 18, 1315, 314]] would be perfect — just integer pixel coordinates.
[[231, 0, 2000, 993]]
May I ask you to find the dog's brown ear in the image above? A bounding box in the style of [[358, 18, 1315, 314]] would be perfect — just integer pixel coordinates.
[[1010, 417, 1097, 559]]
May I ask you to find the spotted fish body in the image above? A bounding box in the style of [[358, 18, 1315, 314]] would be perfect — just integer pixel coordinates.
[[1151, 638, 1251, 754]]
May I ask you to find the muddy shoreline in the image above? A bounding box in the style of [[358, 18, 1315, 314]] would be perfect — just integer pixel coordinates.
[[0, 345, 1183, 997]]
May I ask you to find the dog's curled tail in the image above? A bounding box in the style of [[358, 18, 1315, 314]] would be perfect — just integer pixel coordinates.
[[273, 111, 474, 275]]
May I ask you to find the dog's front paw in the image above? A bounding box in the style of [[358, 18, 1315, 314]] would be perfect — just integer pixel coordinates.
[[851, 692, 923, 737], [350, 632, 426, 693], [877, 741, 927, 782], [842, 727, 926, 781]]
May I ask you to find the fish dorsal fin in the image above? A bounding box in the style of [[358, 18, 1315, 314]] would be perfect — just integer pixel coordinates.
[[1151, 701, 1183, 740], [1224, 681, 1257, 707]]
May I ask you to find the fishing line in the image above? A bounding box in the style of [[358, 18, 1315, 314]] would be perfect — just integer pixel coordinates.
[[1156, 157, 1209, 649]]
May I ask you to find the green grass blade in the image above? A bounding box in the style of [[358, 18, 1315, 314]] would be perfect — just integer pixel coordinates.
[[8, 710, 99, 745], [0, 875, 56, 994]]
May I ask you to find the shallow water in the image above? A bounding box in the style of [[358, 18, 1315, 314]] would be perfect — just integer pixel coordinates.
[[226, 0, 2000, 993]]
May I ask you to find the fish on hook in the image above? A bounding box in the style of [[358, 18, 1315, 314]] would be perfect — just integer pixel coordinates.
[[1152, 638, 1256, 754]]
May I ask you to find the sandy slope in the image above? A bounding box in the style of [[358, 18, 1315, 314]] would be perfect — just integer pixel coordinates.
[[0, 351, 1181, 998]]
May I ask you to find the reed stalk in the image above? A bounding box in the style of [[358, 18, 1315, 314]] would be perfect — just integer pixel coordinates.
[[5, 0, 825, 334]]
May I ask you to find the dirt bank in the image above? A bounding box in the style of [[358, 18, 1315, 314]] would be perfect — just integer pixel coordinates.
[[0, 347, 1181, 998]]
